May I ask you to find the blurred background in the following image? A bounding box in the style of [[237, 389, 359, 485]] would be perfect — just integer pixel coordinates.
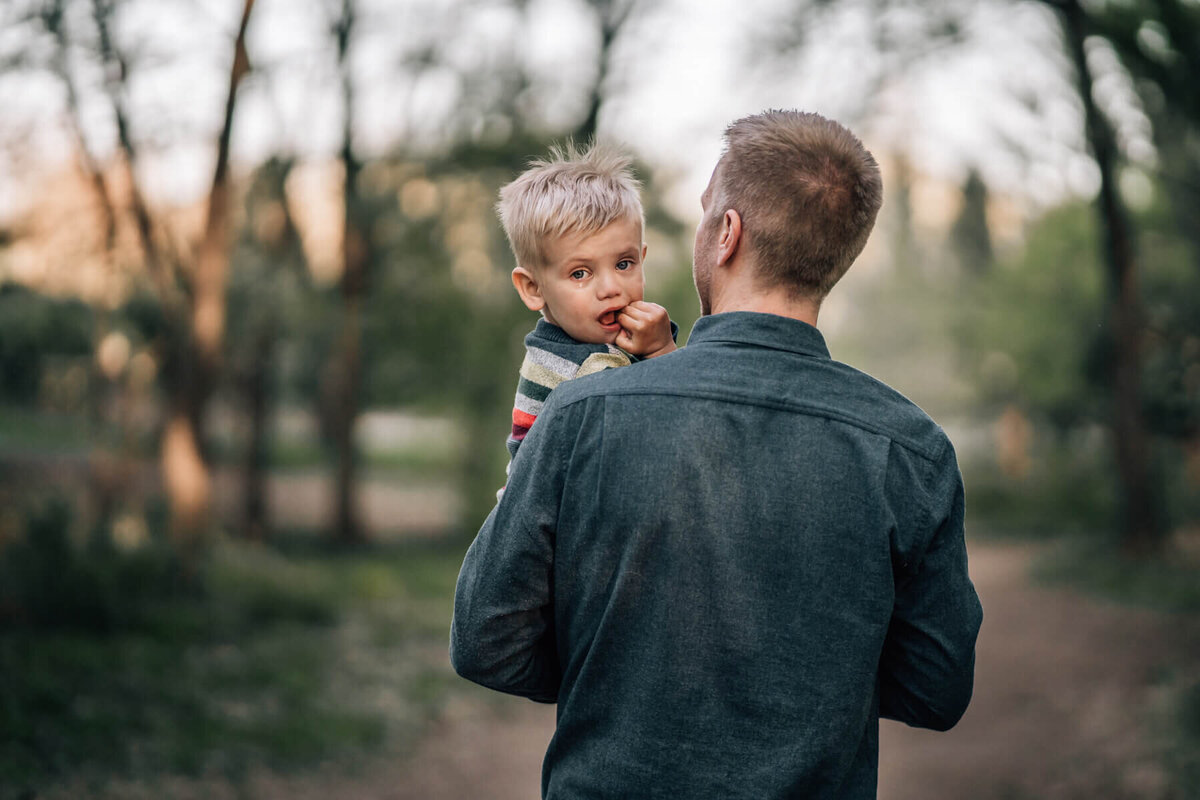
[[0, 0, 1197, 797]]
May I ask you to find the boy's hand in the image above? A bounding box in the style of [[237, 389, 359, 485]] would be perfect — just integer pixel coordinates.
[[616, 301, 677, 358]]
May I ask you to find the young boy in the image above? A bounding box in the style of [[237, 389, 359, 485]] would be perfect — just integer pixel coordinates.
[[496, 143, 677, 485]]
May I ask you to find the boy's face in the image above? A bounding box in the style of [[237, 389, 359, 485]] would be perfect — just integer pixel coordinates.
[[512, 217, 647, 344]]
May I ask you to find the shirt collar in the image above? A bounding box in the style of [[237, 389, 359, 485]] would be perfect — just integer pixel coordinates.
[[685, 311, 831, 359]]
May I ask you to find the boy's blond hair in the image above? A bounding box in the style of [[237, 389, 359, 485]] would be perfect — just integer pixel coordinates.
[[497, 142, 644, 271]]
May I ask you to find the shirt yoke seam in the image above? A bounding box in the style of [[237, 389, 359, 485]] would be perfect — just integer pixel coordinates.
[[557, 387, 947, 462]]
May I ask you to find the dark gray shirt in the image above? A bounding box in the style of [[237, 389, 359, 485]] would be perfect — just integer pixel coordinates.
[[451, 311, 983, 799]]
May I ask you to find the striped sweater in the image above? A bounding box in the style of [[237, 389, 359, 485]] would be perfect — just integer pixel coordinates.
[[506, 320, 632, 471]]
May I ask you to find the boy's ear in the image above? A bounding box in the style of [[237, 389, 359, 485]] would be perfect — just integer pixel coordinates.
[[512, 267, 545, 312]]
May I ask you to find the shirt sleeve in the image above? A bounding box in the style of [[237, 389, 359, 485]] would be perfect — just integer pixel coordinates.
[[878, 440, 983, 731], [450, 392, 576, 703]]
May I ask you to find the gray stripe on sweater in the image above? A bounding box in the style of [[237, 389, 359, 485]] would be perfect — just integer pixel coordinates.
[[525, 346, 584, 379], [514, 392, 544, 416]]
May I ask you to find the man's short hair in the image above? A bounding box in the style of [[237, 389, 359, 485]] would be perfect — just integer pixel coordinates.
[[497, 142, 644, 271], [712, 110, 882, 297]]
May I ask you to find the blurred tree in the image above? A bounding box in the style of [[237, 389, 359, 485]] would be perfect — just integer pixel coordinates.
[[950, 168, 994, 274], [575, 0, 640, 141], [55, 0, 259, 562], [38, 0, 119, 266], [888, 155, 921, 274], [960, 191, 1199, 530], [170, 0, 257, 557], [226, 157, 312, 541], [322, 0, 370, 544], [1041, 0, 1161, 553], [959, 202, 1105, 428], [1081, 0, 1200, 266]]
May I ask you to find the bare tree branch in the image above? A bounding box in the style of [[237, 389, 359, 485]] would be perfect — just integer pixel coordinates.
[[193, 0, 256, 365], [41, 0, 118, 255], [89, 0, 182, 308]]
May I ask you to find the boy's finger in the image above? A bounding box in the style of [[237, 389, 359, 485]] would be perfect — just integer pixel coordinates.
[[629, 300, 665, 316], [624, 300, 652, 314], [618, 305, 650, 325], [619, 309, 648, 328], [617, 314, 642, 332]]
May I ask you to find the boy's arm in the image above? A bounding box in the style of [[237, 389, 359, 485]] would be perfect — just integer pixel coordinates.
[[616, 301, 677, 358], [501, 340, 626, 495], [451, 392, 577, 702]]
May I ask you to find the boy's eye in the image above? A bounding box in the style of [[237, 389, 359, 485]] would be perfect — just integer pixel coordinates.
[[616, 259, 633, 271], [570, 269, 587, 280]]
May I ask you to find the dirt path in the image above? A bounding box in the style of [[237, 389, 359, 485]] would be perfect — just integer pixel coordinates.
[[358, 540, 1197, 800]]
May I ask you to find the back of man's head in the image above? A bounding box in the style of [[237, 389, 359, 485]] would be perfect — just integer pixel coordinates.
[[714, 110, 882, 298]]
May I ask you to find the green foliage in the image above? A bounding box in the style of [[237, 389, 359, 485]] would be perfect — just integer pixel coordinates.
[[0, 498, 185, 633], [0, 284, 93, 404], [1032, 534, 1200, 613], [1168, 677, 1200, 799], [953, 188, 1200, 533], [0, 404, 93, 453], [956, 201, 1106, 429], [966, 437, 1117, 537], [0, 498, 471, 791], [1139, 201, 1200, 440]]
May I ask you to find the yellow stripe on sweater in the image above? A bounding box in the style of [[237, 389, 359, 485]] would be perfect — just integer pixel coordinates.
[[519, 357, 572, 391], [577, 351, 631, 377]]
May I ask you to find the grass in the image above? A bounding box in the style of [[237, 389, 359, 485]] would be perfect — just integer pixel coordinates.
[[0, 404, 104, 455], [0, 527, 471, 796]]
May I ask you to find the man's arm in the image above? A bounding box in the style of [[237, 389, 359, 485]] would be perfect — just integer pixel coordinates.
[[450, 394, 575, 703], [879, 442, 983, 731]]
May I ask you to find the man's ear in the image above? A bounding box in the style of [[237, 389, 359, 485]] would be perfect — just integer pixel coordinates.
[[716, 209, 742, 268], [512, 267, 545, 312]]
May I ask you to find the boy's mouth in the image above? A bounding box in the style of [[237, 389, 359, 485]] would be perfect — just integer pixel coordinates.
[[598, 309, 621, 330]]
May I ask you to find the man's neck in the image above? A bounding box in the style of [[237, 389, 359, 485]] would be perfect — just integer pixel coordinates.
[[709, 285, 821, 327]]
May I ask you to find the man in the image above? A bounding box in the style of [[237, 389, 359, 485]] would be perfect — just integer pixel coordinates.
[[451, 110, 983, 799]]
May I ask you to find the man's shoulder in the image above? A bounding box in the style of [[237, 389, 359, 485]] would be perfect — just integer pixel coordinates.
[[827, 361, 951, 461]]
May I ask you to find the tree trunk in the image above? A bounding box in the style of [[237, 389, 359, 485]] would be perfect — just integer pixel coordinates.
[[1055, 0, 1162, 554], [162, 0, 256, 551], [327, 0, 368, 544], [241, 327, 273, 542]]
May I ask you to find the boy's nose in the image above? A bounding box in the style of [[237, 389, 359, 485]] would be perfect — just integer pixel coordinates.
[[595, 271, 621, 298]]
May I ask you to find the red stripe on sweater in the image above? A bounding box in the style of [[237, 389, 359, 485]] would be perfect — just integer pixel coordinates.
[[513, 408, 536, 429]]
